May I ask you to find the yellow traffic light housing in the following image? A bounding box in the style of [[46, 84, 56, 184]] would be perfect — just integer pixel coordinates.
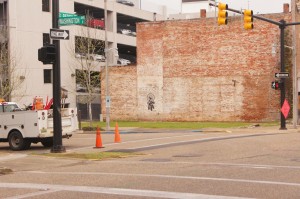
[[244, 9, 253, 29], [218, 3, 228, 25]]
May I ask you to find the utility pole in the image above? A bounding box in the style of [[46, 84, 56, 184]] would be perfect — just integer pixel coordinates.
[[51, 0, 65, 153], [292, 0, 298, 128], [104, 0, 110, 131]]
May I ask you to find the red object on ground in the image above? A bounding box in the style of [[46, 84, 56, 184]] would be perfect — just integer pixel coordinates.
[[95, 126, 103, 148], [114, 122, 121, 143]]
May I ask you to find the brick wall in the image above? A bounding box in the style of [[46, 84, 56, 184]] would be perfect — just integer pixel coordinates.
[[101, 66, 138, 121], [102, 13, 291, 122]]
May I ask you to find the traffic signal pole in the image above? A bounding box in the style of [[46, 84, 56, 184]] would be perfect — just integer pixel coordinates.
[[279, 20, 287, 130], [51, 0, 65, 152], [209, 3, 300, 130]]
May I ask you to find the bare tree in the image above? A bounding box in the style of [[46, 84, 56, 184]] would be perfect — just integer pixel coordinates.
[[68, 15, 105, 127], [0, 25, 25, 102]]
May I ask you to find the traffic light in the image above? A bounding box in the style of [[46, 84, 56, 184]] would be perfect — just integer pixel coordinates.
[[244, 9, 253, 30], [218, 3, 228, 25], [38, 44, 56, 64], [271, 81, 281, 90]]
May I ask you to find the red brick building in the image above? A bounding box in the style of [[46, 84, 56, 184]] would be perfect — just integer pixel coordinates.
[[102, 9, 292, 122]]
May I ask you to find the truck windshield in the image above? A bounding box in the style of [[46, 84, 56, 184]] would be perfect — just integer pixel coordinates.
[[0, 104, 19, 112]]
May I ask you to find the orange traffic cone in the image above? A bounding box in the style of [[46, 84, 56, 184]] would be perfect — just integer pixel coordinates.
[[114, 122, 121, 143], [95, 126, 103, 148]]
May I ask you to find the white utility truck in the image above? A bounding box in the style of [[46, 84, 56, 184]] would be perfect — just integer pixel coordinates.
[[0, 102, 78, 150]]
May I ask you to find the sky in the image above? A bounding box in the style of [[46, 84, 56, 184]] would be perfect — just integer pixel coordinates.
[[148, 0, 291, 15]]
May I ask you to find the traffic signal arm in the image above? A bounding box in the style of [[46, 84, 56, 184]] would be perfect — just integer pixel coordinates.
[[209, 2, 281, 26]]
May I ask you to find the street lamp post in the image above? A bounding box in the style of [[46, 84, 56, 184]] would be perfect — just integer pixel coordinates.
[[104, 0, 110, 131]]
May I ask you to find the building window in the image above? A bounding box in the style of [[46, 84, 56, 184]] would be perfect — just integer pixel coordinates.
[[76, 69, 100, 93], [44, 69, 52, 83], [43, 33, 50, 46], [42, 0, 50, 12]]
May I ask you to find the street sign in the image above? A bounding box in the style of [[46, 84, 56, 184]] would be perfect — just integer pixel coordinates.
[[106, 96, 111, 108], [50, 29, 69, 40], [281, 99, 290, 119], [275, 72, 289, 78], [59, 12, 77, 18], [59, 16, 85, 26]]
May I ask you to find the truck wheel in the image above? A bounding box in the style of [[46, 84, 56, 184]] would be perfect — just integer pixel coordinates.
[[8, 131, 30, 151], [41, 139, 53, 148]]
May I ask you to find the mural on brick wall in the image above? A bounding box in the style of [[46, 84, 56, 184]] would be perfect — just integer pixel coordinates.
[[147, 93, 155, 111]]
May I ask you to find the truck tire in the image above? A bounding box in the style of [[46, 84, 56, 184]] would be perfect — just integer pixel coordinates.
[[41, 138, 53, 148], [8, 131, 31, 151]]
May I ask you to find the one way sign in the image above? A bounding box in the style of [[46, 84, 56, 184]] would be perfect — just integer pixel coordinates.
[[275, 72, 289, 78], [50, 29, 69, 40]]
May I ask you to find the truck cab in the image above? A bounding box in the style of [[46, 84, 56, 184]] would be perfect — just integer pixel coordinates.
[[0, 102, 23, 112]]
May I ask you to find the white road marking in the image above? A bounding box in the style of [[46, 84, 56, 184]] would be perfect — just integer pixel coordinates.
[[71, 133, 267, 151], [0, 154, 27, 161], [125, 134, 257, 150], [0, 182, 250, 199], [71, 133, 205, 151], [97, 160, 300, 170], [4, 189, 59, 199], [25, 171, 300, 187]]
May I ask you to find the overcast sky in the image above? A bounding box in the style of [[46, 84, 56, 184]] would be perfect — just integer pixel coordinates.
[[148, 0, 291, 15]]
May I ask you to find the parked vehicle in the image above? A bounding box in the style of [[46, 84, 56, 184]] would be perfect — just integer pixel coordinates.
[[0, 101, 78, 151], [117, 0, 134, 6], [76, 84, 87, 93], [118, 58, 131, 65], [89, 54, 106, 62], [75, 53, 86, 59], [120, 29, 132, 35], [131, 31, 136, 36], [87, 19, 105, 29]]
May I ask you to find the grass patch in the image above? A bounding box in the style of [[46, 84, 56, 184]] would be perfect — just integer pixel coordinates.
[[80, 121, 279, 130], [34, 151, 143, 160]]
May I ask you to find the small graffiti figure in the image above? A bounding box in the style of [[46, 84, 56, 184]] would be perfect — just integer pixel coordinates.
[[147, 93, 155, 111]]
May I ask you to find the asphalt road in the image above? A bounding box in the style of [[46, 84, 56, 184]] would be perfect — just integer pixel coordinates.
[[0, 126, 300, 198]]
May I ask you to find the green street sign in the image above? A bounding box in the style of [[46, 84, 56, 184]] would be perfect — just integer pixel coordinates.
[[59, 16, 86, 26], [59, 12, 78, 18]]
